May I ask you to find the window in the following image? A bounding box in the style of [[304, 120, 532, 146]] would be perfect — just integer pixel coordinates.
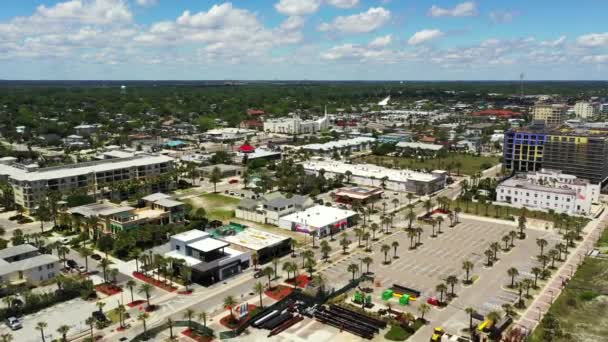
[[176, 245, 181, 251], [38, 266, 42, 271]]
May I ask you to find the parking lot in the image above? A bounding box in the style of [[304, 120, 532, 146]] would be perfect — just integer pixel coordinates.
[[320, 216, 560, 341]]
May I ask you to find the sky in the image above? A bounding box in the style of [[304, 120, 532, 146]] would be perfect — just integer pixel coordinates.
[[1, 0, 607, 80]]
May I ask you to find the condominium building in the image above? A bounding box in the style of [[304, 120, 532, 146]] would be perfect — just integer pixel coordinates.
[[496, 169, 599, 215], [503, 131, 547, 172], [302, 160, 447, 194], [0, 244, 61, 285], [532, 104, 567, 127], [0, 154, 175, 212], [573, 102, 598, 119]]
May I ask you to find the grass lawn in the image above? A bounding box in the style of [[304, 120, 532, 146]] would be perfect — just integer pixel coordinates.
[[355, 153, 500, 176], [107, 308, 130, 325], [596, 227, 608, 248], [187, 193, 240, 221], [530, 257, 608, 342]]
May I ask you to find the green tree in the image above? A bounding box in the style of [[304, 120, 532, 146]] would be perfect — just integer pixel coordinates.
[[381, 244, 391, 264], [35, 321, 47, 342], [57, 325, 70, 342], [138, 312, 149, 334], [209, 166, 222, 193], [183, 308, 195, 328], [507, 267, 519, 288], [418, 303, 430, 321], [462, 260, 474, 283], [138, 283, 153, 308], [223, 295, 237, 321], [254, 281, 265, 308], [436, 283, 448, 303], [347, 263, 359, 281]]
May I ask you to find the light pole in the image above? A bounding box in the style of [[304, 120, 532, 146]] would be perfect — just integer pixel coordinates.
[[536, 306, 542, 321], [548, 290, 554, 303]]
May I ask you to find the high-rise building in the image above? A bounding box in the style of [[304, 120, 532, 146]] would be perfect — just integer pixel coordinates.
[[532, 104, 567, 127], [503, 129, 608, 184], [573, 102, 598, 119]]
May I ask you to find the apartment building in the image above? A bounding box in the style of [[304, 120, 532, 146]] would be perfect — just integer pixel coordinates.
[[573, 102, 598, 119], [263, 113, 329, 135], [496, 169, 599, 215], [0, 154, 174, 212], [0, 244, 61, 285], [532, 104, 567, 127], [503, 131, 547, 172]]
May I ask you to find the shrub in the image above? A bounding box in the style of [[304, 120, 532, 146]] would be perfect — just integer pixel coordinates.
[[579, 290, 599, 301], [385, 325, 409, 341]]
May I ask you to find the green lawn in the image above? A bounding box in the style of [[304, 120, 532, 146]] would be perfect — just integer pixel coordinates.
[[200, 193, 241, 206], [186, 193, 240, 221], [530, 257, 608, 342], [355, 153, 500, 175]]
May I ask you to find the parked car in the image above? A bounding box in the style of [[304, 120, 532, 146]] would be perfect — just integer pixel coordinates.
[[427, 297, 440, 306], [66, 259, 78, 269], [228, 179, 239, 184], [253, 270, 264, 279], [91, 254, 102, 261], [6, 317, 22, 330], [60, 237, 71, 245], [78, 266, 87, 273], [92, 311, 108, 322]]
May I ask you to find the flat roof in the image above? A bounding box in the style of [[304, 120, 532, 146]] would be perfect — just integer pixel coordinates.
[[70, 202, 134, 217], [297, 137, 376, 151], [280, 205, 356, 229], [0, 254, 59, 276], [10, 154, 173, 182], [189, 238, 230, 253], [171, 229, 209, 243], [154, 198, 184, 208], [218, 227, 290, 251], [0, 244, 38, 260], [499, 178, 578, 195], [302, 160, 443, 183], [141, 192, 172, 202], [164, 250, 202, 267], [396, 141, 444, 151]]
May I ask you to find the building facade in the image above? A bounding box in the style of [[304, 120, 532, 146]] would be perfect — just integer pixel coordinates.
[[0, 244, 61, 285], [496, 169, 599, 215], [503, 131, 547, 172], [263, 113, 329, 135], [235, 192, 314, 226], [532, 104, 567, 127], [278, 205, 358, 237], [573, 102, 598, 119], [542, 134, 608, 184]]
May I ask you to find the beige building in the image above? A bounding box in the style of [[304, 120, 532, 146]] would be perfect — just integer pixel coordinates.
[[532, 104, 567, 127], [573, 102, 598, 119], [0, 244, 61, 285]]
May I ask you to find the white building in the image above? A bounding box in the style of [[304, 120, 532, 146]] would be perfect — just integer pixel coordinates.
[[0, 244, 61, 285], [264, 112, 329, 135], [302, 160, 447, 195], [396, 141, 445, 153], [235, 192, 314, 226], [496, 169, 599, 215], [165, 230, 250, 286], [278, 205, 358, 237], [204, 128, 256, 142], [573, 102, 599, 119], [292, 137, 375, 156]]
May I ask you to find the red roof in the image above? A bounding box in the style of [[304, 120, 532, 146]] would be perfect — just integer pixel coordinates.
[[471, 109, 522, 118], [238, 144, 256, 153], [419, 136, 437, 143], [247, 109, 266, 116]]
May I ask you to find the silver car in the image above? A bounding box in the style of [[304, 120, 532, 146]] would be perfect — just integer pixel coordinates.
[[6, 317, 22, 330]]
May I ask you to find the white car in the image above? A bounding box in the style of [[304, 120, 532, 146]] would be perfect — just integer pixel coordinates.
[[60, 237, 71, 245], [6, 317, 22, 330]]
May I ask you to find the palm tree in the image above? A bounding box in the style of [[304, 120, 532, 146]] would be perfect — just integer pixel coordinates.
[[181, 266, 192, 291], [418, 303, 430, 321], [531, 267, 542, 287], [320, 240, 331, 260], [370, 223, 379, 240], [462, 260, 474, 283], [391, 241, 399, 258], [522, 278, 534, 299], [209, 166, 222, 193], [304, 257, 316, 278], [536, 238, 548, 257], [282, 261, 294, 280], [501, 235, 511, 250], [486, 310, 501, 324], [167, 317, 175, 339], [507, 267, 519, 287], [183, 308, 195, 328], [0, 333, 12, 342], [263, 266, 274, 288], [96, 301, 106, 313], [465, 307, 476, 331], [484, 249, 494, 266], [363, 231, 371, 251], [380, 244, 391, 264], [354, 228, 363, 247], [36, 321, 47, 342], [340, 234, 350, 254], [78, 247, 93, 272], [502, 303, 516, 318], [435, 283, 448, 303], [548, 249, 559, 268], [300, 249, 314, 268], [138, 283, 153, 307], [429, 218, 437, 237], [85, 317, 95, 340], [57, 325, 70, 342], [98, 258, 111, 283], [138, 312, 149, 334], [347, 263, 359, 281], [490, 242, 500, 260], [198, 311, 208, 327], [518, 215, 527, 238], [446, 275, 458, 297], [254, 282, 265, 308], [509, 230, 517, 247], [362, 256, 373, 274], [424, 199, 433, 214], [407, 228, 417, 249], [116, 304, 127, 328], [436, 216, 444, 234], [126, 279, 137, 303], [223, 295, 237, 321]]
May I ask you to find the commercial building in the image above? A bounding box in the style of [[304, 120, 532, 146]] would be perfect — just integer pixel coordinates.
[[396, 141, 445, 154], [165, 230, 250, 286], [0, 154, 174, 212], [69, 194, 185, 234], [377, 132, 412, 143], [198, 164, 245, 178], [532, 104, 567, 127], [302, 160, 447, 194], [235, 192, 314, 226], [333, 186, 384, 206], [294, 137, 375, 156], [0, 244, 61, 285], [496, 169, 599, 215], [204, 128, 256, 142], [208, 223, 291, 264], [573, 102, 598, 119], [263, 113, 329, 135], [278, 205, 358, 237]]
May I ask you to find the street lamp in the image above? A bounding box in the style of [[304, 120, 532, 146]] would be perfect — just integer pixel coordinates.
[[536, 306, 542, 321], [548, 290, 554, 303]]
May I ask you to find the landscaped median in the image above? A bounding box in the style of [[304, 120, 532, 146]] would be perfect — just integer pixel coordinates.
[[133, 271, 177, 292]]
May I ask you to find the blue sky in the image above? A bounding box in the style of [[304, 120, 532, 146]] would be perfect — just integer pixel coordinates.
[[0, 0, 607, 80]]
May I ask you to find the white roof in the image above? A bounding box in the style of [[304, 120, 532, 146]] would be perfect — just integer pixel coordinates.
[[10, 154, 173, 182], [219, 228, 289, 251], [164, 250, 202, 267], [154, 198, 183, 208], [297, 137, 376, 152], [396, 141, 444, 151], [189, 238, 229, 253], [302, 160, 442, 183], [171, 229, 209, 243], [280, 205, 356, 229], [141, 193, 172, 202]]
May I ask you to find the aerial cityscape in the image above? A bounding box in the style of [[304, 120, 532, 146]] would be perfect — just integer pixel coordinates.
[[1, 1, 608, 342]]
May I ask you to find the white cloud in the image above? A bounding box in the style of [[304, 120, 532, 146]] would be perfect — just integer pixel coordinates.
[[368, 34, 392, 48], [540, 36, 566, 47], [275, 0, 321, 16], [489, 10, 517, 24], [326, 0, 359, 9], [136, 0, 158, 7], [35, 0, 132, 24], [582, 55, 608, 64], [318, 7, 390, 34], [320, 43, 393, 62], [408, 29, 444, 45], [428, 1, 477, 18], [280, 16, 306, 31], [576, 32, 608, 47]]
